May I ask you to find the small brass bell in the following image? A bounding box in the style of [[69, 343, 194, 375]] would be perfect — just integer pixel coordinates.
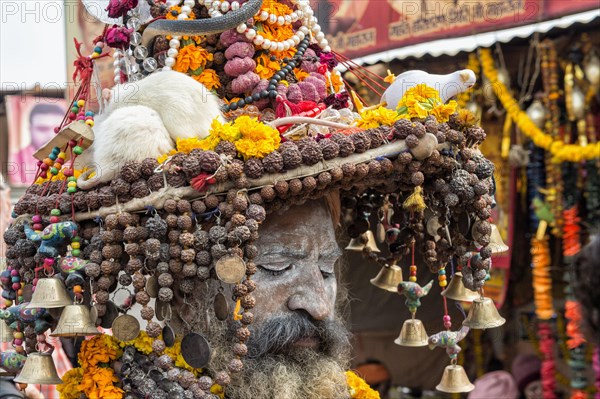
[[370, 263, 403, 292], [436, 363, 474, 393], [26, 278, 72, 309], [463, 297, 506, 329], [1, 319, 14, 342], [345, 231, 380, 253], [441, 272, 479, 302], [363, 231, 381, 253], [488, 224, 509, 255], [13, 352, 63, 385], [50, 304, 100, 337], [394, 318, 429, 347]]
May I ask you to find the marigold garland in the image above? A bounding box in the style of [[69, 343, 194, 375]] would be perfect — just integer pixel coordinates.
[[479, 48, 600, 162], [396, 84, 458, 123], [175, 43, 214, 74], [357, 106, 400, 129], [531, 237, 554, 320], [57, 367, 84, 399], [346, 370, 381, 399]]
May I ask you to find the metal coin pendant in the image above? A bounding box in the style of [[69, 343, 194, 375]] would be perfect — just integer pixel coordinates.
[[89, 305, 98, 325], [22, 285, 34, 302], [112, 314, 140, 342], [145, 276, 159, 298], [181, 332, 211, 369], [457, 212, 471, 236], [215, 255, 246, 284], [426, 216, 442, 239], [214, 292, 229, 321], [163, 324, 175, 347], [100, 301, 120, 329]]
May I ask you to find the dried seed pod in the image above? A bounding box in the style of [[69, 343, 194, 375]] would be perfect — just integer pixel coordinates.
[[233, 343, 248, 357], [243, 279, 256, 293], [158, 273, 174, 287], [147, 174, 165, 191], [260, 151, 283, 174], [158, 287, 174, 302], [136, 291, 151, 306], [228, 359, 244, 374], [169, 244, 182, 259], [179, 278, 195, 294], [141, 158, 159, 177], [146, 321, 163, 338], [195, 251, 211, 266], [244, 158, 264, 179], [244, 244, 258, 259], [280, 146, 302, 170], [181, 249, 196, 263], [367, 161, 381, 176], [192, 200, 207, 215], [179, 232, 195, 247], [232, 195, 248, 212], [273, 180, 289, 197], [197, 266, 210, 280], [215, 140, 238, 158], [317, 171, 332, 187], [355, 163, 369, 179], [411, 171, 425, 186], [164, 199, 178, 213], [121, 161, 142, 183], [236, 327, 251, 342], [177, 215, 193, 231], [288, 179, 303, 194], [165, 214, 178, 229], [110, 178, 130, 196]]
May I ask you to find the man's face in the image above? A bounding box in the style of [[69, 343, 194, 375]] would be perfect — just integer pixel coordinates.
[[30, 112, 60, 149], [221, 200, 351, 399]]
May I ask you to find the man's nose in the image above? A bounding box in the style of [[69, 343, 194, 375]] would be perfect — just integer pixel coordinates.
[[286, 266, 332, 321]]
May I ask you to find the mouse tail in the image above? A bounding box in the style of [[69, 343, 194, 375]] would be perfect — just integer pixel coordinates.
[[77, 168, 118, 190]]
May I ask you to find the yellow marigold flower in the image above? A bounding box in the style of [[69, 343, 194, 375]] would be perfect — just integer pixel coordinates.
[[165, 6, 195, 20], [57, 368, 84, 399], [294, 68, 310, 82], [175, 44, 213, 73], [118, 331, 154, 355], [255, 54, 281, 80], [78, 366, 123, 399], [78, 334, 122, 369], [330, 71, 345, 93], [346, 371, 381, 399], [211, 383, 225, 399], [357, 106, 400, 129], [195, 68, 221, 90]]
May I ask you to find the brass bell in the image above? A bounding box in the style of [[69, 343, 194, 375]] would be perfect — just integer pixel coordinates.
[[50, 304, 100, 337], [436, 364, 474, 393], [26, 278, 72, 309], [345, 231, 380, 253], [394, 318, 429, 347], [441, 272, 479, 302], [463, 297, 506, 329], [1, 319, 14, 342], [488, 224, 509, 255], [370, 263, 403, 292], [13, 352, 63, 385]]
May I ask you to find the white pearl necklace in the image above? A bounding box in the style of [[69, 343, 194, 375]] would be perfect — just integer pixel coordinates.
[[162, 0, 193, 71]]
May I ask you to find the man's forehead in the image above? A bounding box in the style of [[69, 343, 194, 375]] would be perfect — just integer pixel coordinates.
[[257, 231, 341, 257]]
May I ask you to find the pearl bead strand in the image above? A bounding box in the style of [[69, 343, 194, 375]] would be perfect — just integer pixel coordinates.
[[162, 0, 192, 71]]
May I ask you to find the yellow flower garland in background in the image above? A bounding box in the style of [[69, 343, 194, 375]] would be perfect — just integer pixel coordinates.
[[346, 371, 381, 399], [479, 48, 599, 162]]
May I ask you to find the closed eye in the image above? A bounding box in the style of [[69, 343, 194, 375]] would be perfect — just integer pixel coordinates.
[[257, 263, 293, 277], [321, 270, 334, 279]]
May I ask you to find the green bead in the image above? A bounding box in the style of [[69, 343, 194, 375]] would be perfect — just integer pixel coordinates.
[[72, 249, 81, 257], [50, 209, 61, 216], [67, 187, 77, 194], [67, 176, 77, 182], [73, 146, 83, 155], [72, 236, 81, 242], [71, 106, 79, 113], [50, 167, 59, 175]]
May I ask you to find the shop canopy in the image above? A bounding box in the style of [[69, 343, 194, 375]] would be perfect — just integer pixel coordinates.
[[313, 0, 600, 66]]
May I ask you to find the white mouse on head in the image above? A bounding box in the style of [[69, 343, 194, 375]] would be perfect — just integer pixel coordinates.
[[77, 70, 224, 190], [381, 69, 477, 110]]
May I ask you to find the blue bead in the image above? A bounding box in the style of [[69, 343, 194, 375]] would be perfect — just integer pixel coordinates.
[[49, 153, 57, 161], [94, 46, 103, 53], [52, 147, 61, 154], [438, 269, 446, 275], [11, 276, 20, 283], [11, 211, 17, 218], [85, 111, 94, 117]]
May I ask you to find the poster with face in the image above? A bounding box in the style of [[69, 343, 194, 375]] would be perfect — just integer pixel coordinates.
[[5, 96, 67, 186]]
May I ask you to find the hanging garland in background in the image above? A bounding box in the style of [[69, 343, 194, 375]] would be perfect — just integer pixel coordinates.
[[479, 48, 600, 163]]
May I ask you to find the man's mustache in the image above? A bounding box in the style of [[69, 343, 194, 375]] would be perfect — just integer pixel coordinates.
[[246, 311, 349, 359]]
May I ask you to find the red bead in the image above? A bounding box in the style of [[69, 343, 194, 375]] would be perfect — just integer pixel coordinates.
[[40, 171, 48, 178], [50, 216, 60, 223], [44, 258, 54, 266], [32, 215, 42, 223], [55, 158, 64, 165], [63, 169, 74, 177], [12, 283, 20, 290], [13, 338, 23, 346], [32, 224, 43, 231], [68, 140, 77, 147], [68, 113, 76, 120], [54, 127, 60, 133], [40, 163, 49, 171]]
